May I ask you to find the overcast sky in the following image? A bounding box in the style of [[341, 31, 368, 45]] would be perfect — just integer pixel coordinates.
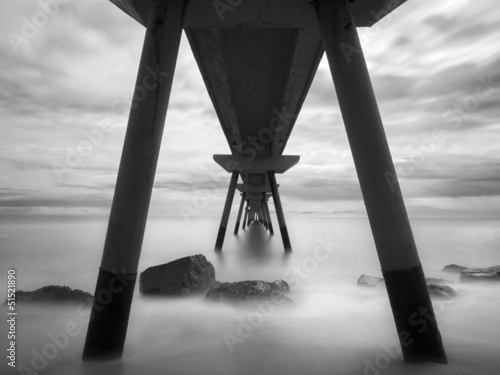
[[1, 0, 499, 218]]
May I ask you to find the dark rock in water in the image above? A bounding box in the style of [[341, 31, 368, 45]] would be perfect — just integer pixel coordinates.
[[460, 266, 500, 283], [205, 280, 293, 304], [357, 275, 385, 288], [441, 264, 468, 273], [427, 284, 459, 300], [357, 275, 453, 288], [6, 285, 93, 305], [425, 277, 454, 285], [140, 254, 216, 296], [357, 275, 458, 299], [442, 264, 500, 282]]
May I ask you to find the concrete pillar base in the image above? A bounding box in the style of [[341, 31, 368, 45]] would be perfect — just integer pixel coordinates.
[[383, 264, 448, 364], [82, 269, 137, 361], [215, 226, 227, 251]]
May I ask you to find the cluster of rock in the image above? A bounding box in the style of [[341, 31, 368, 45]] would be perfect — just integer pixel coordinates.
[[357, 263, 500, 301], [4, 285, 93, 305], [205, 280, 293, 305], [140, 254, 292, 304], [441, 264, 500, 283], [15, 258, 498, 306], [356, 275, 458, 300]]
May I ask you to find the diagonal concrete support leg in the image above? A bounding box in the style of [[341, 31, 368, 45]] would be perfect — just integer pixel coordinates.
[[215, 171, 239, 251], [314, 0, 447, 364], [234, 193, 247, 235], [263, 194, 274, 235], [268, 172, 291, 252], [260, 200, 268, 229], [82, 0, 187, 361], [242, 200, 249, 230]]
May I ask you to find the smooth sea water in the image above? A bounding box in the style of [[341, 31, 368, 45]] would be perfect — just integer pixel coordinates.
[[1, 216, 500, 375]]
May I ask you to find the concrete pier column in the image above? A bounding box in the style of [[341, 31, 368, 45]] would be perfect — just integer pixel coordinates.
[[267, 172, 291, 252], [263, 194, 274, 235], [234, 193, 247, 235], [82, 0, 187, 361], [261, 202, 269, 229], [314, 0, 447, 364], [242, 200, 249, 230], [215, 171, 239, 251]]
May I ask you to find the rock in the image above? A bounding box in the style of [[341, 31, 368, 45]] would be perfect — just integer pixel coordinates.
[[357, 275, 385, 288], [205, 280, 293, 304], [425, 277, 454, 285], [5, 285, 93, 305], [427, 284, 459, 300], [140, 254, 216, 296], [357, 275, 453, 288], [460, 266, 500, 283], [442, 264, 500, 282], [356, 275, 458, 299], [441, 264, 468, 273]]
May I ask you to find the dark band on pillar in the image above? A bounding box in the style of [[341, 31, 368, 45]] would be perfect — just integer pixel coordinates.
[[215, 225, 227, 250], [383, 264, 448, 364], [82, 268, 137, 361], [279, 226, 291, 252]]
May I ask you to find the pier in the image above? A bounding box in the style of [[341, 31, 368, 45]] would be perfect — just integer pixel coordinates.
[[83, 0, 447, 365]]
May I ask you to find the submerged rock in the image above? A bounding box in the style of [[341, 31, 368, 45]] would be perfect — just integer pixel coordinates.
[[357, 275, 453, 288], [205, 280, 293, 304], [425, 277, 454, 285], [460, 266, 500, 283], [357, 275, 385, 288], [441, 264, 468, 274], [6, 285, 92, 305], [442, 264, 500, 282], [427, 284, 459, 300], [140, 254, 216, 296], [356, 275, 458, 299]]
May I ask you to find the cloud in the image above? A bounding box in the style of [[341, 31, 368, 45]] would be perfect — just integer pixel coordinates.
[[0, 0, 499, 217]]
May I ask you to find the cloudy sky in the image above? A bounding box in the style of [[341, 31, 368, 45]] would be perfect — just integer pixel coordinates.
[[1, 0, 499, 218]]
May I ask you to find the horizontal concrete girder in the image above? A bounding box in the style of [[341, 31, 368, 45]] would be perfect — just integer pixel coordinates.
[[213, 154, 299, 173], [110, 0, 407, 28], [110, 0, 408, 157], [236, 184, 275, 194]]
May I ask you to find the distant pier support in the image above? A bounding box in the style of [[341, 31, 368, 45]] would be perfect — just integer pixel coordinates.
[[314, 0, 447, 364], [267, 172, 291, 252], [242, 200, 249, 230], [82, 0, 187, 361], [215, 171, 239, 251], [261, 201, 268, 229], [234, 193, 247, 235], [263, 194, 274, 235]]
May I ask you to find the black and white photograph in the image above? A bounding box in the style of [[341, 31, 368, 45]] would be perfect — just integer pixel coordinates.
[[1, 0, 500, 374]]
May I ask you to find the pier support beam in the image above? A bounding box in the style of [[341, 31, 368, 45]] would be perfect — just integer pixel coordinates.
[[261, 201, 268, 229], [234, 193, 247, 235], [314, 0, 447, 364], [267, 172, 291, 252], [215, 171, 239, 251], [82, 0, 187, 361], [242, 200, 249, 230], [263, 194, 274, 235]]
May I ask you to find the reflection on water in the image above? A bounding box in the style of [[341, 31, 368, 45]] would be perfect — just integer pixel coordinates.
[[1, 217, 500, 374]]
